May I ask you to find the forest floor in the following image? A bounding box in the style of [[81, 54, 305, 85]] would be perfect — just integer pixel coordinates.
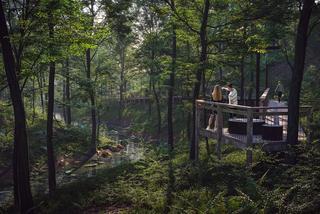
[[2, 104, 320, 213], [23, 141, 320, 214]]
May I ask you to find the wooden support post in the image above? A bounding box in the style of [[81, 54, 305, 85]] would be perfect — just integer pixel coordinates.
[[216, 105, 223, 160], [306, 108, 313, 145], [246, 108, 253, 167], [195, 101, 201, 161]]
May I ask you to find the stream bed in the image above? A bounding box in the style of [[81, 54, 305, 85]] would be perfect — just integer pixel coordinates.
[[59, 126, 144, 181], [0, 126, 144, 208]]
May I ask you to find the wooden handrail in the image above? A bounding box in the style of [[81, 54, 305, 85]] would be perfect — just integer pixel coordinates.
[[196, 99, 312, 111]]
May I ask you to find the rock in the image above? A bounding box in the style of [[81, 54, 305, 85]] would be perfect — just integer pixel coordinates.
[[109, 130, 119, 135], [84, 163, 98, 168], [96, 149, 112, 157], [65, 170, 73, 174], [116, 144, 125, 150]]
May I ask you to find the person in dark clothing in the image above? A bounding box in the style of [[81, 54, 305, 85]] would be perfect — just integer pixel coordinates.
[[275, 81, 284, 103]]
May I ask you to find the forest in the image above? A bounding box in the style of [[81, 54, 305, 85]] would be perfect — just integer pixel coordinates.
[[1, 0, 320, 213]]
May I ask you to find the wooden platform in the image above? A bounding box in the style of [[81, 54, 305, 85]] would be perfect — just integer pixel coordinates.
[[195, 98, 312, 165], [201, 128, 287, 149]]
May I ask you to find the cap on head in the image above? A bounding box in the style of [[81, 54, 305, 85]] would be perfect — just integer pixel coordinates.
[[227, 82, 233, 88]]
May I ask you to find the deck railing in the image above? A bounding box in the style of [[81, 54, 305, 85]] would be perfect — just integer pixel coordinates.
[[195, 99, 312, 166]]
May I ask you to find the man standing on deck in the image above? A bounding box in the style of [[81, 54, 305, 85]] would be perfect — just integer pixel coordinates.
[[222, 83, 238, 105], [275, 81, 284, 103]]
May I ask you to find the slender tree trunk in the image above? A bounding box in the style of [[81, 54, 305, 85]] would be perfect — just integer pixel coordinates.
[[119, 45, 125, 121], [265, 55, 268, 88], [168, 22, 176, 151], [248, 55, 254, 101], [0, 2, 34, 212], [46, 8, 56, 194], [186, 42, 192, 140], [190, 0, 210, 160], [65, 59, 71, 125], [37, 70, 45, 114], [152, 79, 161, 135], [97, 109, 100, 141], [240, 56, 245, 100], [86, 48, 97, 150], [32, 77, 36, 122], [255, 53, 260, 106], [218, 44, 223, 80], [148, 76, 152, 115], [288, 0, 314, 144], [62, 79, 66, 122]]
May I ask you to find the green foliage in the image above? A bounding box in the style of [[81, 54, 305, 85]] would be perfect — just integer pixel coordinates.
[[21, 140, 317, 213]]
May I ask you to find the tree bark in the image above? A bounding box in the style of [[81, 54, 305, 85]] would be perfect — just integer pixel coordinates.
[[86, 48, 97, 150], [46, 7, 56, 194], [265, 55, 269, 88], [37, 69, 45, 114], [148, 76, 152, 115], [152, 79, 161, 135], [119, 45, 125, 121], [240, 56, 245, 100], [168, 21, 176, 151], [287, 0, 314, 144], [32, 77, 36, 122], [63, 79, 66, 122], [255, 52, 260, 106], [248, 55, 254, 100], [0, 2, 34, 212], [65, 59, 71, 125], [190, 0, 210, 160]]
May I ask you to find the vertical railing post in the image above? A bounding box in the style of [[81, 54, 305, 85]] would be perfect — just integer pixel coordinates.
[[216, 105, 223, 160], [246, 108, 253, 167], [306, 107, 313, 145], [195, 100, 201, 161]]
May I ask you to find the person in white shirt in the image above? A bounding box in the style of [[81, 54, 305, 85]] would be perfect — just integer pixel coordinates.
[[222, 83, 238, 105]]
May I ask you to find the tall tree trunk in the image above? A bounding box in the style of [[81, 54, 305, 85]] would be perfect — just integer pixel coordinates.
[[240, 56, 245, 100], [119, 45, 125, 121], [37, 70, 45, 114], [32, 77, 36, 122], [288, 0, 314, 144], [168, 22, 176, 151], [46, 8, 56, 194], [255, 53, 260, 106], [97, 109, 100, 141], [248, 55, 254, 100], [0, 2, 34, 212], [265, 54, 268, 88], [186, 42, 192, 140], [65, 59, 71, 125], [148, 76, 152, 115], [86, 48, 97, 150], [152, 79, 161, 135], [62, 79, 66, 122], [190, 0, 210, 160]]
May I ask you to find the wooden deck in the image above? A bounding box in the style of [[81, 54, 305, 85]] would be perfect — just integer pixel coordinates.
[[195, 98, 312, 166], [201, 128, 288, 149]]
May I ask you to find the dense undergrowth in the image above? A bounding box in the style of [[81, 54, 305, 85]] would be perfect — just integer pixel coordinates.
[[26, 141, 320, 214], [2, 102, 320, 213]]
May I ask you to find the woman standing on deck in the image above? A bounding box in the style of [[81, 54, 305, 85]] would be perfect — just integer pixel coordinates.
[[206, 85, 223, 130]]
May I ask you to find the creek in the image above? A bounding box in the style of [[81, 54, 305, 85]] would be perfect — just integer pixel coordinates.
[[0, 125, 144, 208]]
